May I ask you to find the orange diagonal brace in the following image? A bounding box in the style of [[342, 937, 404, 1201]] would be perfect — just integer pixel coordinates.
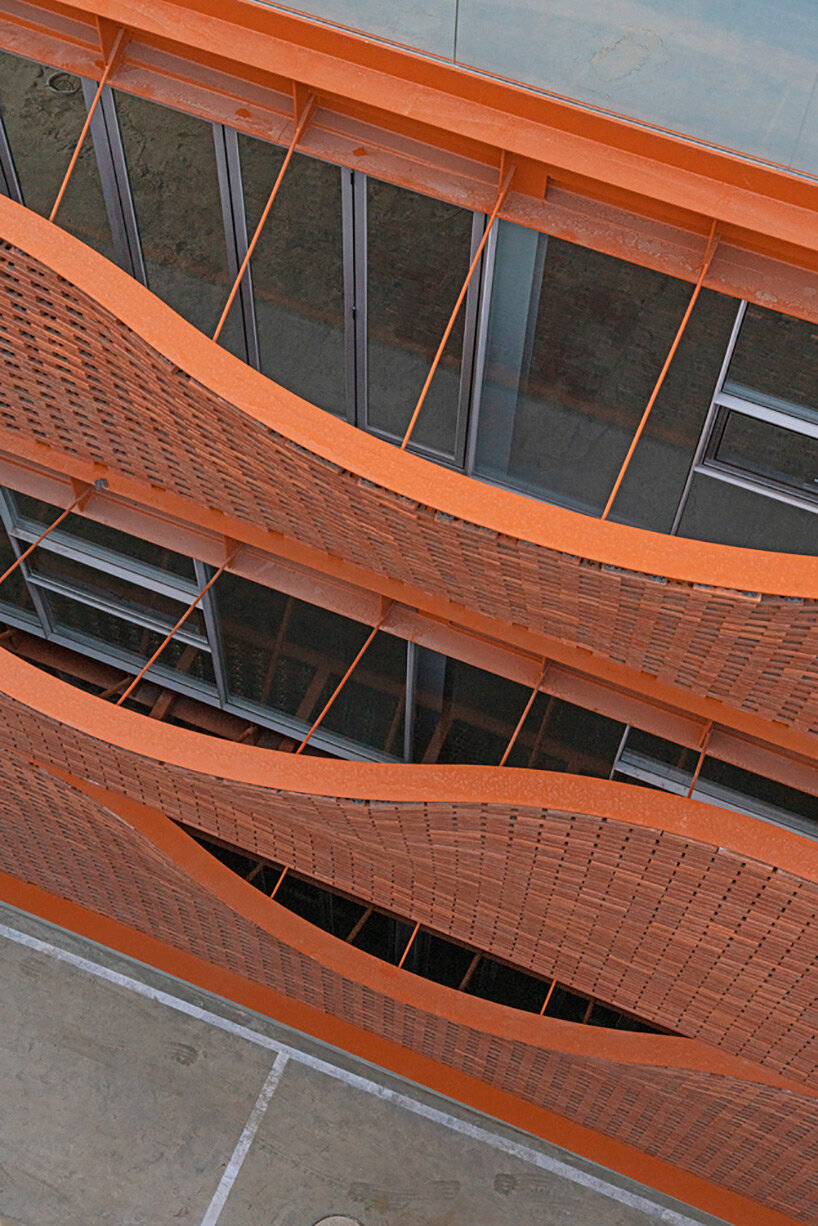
[[294, 604, 390, 755], [400, 162, 516, 451], [212, 93, 316, 343], [498, 659, 548, 767], [115, 547, 236, 706], [0, 479, 105, 587], [49, 27, 128, 224], [601, 220, 720, 521]]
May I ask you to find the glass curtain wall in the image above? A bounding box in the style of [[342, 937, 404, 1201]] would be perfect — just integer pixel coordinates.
[[1, 44, 817, 555]]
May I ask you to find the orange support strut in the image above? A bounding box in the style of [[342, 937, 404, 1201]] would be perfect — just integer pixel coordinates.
[[400, 163, 516, 451], [0, 479, 105, 587], [498, 659, 548, 767]]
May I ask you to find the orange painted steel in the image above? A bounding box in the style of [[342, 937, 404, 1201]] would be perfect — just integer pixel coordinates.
[[6, 0, 818, 322], [498, 658, 547, 767], [600, 220, 719, 521], [114, 549, 234, 706], [0, 746, 814, 1225], [0, 646, 816, 1087], [294, 609, 386, 754], [0, 202, 817, 751], [211, 92, 315, 344], [48, 25, 127, 224], [399, 163, 515, 450], [0, 480, 100, 587]]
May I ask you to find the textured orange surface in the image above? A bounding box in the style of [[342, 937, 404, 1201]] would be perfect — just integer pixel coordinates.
[[0, 743, 816, 1223], [1, 650, 815, 1088]]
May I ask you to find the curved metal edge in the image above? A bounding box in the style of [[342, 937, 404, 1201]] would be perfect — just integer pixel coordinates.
[[5, 645, 818, 887], [2, 193, 817, 598]]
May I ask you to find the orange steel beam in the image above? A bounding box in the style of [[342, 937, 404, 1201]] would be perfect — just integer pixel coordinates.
[[211, 90, 316, 344], [396, 919, 421, 969], [399, 163, 515, 451], [0, 478, 105, 587], [0, 873, 803, 1226], [540, 978, 557, 1015], [498, 658, 548, 768], [5, 0, 818, 318], [115, 546, 234, 706], [294, 606, 389, 754], [686, 723, 713, 798], [601, 221, 720, 521], [48, 25, 127, 224]]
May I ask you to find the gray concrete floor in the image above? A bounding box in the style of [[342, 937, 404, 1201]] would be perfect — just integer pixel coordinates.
[[0, 901, 729, 1226]]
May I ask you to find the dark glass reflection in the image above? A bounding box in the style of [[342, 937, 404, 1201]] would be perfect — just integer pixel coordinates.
[[0, 49, 114, 259], [0, 526, 37, 618], [366, 178, 473, 456], [238, 136, 346, 414], [726, 303, 818, 412], [114, 92, 244, 353], [474, 223, 699, 516], [45, 589, 216, 686], [216, 572, 405, 751], [677, 472, 818, 555], [711, 411, 818, 500], [11, 491, 196, 580]]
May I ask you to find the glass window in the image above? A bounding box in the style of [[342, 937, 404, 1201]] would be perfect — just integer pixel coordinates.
[[238, 136, 346, 415], [45, 590, 216, 688], [676, 471, 818, 555], [725, 303, 818, 413], [366, 177, 473, 457], [0, 49, 114, 260], [474, 224, 704, 516], [706, 408, 818, 502], [215, 572, 406, 752], [0, 525, 37, 619], [113, 91, 244, 354], [10, 491, 197, 581]]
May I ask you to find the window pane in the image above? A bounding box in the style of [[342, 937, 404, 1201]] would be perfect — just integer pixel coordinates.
[[366, 178, 472, 456], [11, 492, 196, 580], [238, 136, 346, 415], [474, 225, 696, 515], [114, 92, 243, 354], [45, 590, 215, 687], [713, 411, 818, 499], [725, 302, 818, 412], [0, 526, 37, 619], [0, 50, 114, 260], [216, 572, 403, 751], [677, 472, 818, 555]]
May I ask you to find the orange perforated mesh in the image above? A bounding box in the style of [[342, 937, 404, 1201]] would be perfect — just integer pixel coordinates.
[[0, 239, 817, 735], [0, 683, 815, 1085], [1, 746, 816, 1224]]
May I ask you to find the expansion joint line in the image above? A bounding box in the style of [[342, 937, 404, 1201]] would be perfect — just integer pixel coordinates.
[[115, 546, 237, 707], [0, 478, 106, 588], [49, 27, 128, 224], [400, 161, 516, 451], [212, 93, 317, 343], [498, 658, 549, 767], [294, 601, 392, 755], [600, 219, 720, 521]]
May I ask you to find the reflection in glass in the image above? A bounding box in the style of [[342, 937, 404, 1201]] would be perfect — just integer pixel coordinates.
[[114, 91, 244, 354], [366, 178, 473, 456], [216, 572, 405, 751], [0, 525, 37, 618], [11, 492, 196, 580], [238, 136, 346, 414], [712, 411, 818, 500], [474, 224, 698, 516], [0, 49, 114, 260], [726, 303, 818, 413], [677, 472, 818, 555], [45, 589, 216, 687]]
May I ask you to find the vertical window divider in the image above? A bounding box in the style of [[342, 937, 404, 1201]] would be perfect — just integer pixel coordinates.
[[213, 124, 260, 368], [670, 299, 748, 535], [464, 217, 499, 476], [0, 488, 54, 637], [454, 210, 489, 469], [194, 558, 230, 707], [0, 112, 22, 203], [82, 81, 145, 282], [349, 168, 368, 426]]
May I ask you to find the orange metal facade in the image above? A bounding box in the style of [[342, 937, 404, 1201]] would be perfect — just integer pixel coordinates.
[[0, 4, 816, 1224]]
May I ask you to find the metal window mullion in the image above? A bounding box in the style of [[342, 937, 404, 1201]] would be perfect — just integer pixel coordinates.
[[341, 166, 360, 424], [351, 169, 368, 426], [11, 530, 199, 602], [0, 111, 21, 203], [670, 299, 747, 535], [24, 573, 208, 648], [194, 558, 230, 706], [453, 210, 489, 469], [81, 79, 145, 281], [0, 488, 53, 635], [403, 640, 417, 762], [213, 124, 259, 368], [464, 218, 499, 475]]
